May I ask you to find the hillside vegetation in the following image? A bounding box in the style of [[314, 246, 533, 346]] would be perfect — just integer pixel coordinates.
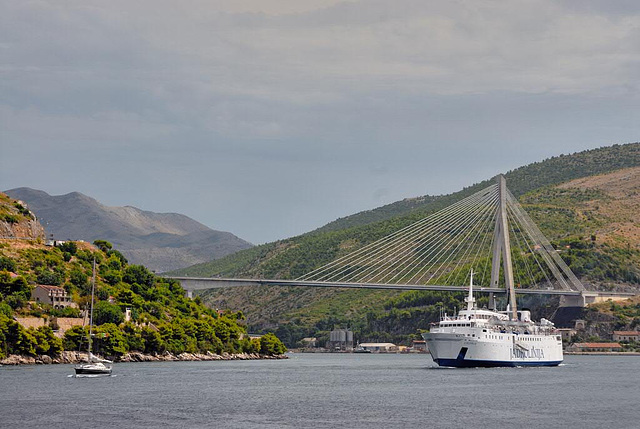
[[0, 238, 285, 359], [172, 143, 640, 280], [0, 192, 285, 359], [171, 143, 640, 347]]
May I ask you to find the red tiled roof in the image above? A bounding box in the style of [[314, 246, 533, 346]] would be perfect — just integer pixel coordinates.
[[574, 342, 622, 348], [613, 331, 640, 336]]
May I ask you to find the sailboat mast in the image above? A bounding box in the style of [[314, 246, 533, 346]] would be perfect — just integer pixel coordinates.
[[88, 258, 96, 353]]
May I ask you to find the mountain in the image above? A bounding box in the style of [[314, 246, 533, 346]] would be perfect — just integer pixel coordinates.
[[3, 188, 252, 273], [169, 142, 640, 347]]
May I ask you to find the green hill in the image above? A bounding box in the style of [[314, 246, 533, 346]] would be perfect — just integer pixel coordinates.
[[170, 143, 640, 347], [0, 192, 286, 360]]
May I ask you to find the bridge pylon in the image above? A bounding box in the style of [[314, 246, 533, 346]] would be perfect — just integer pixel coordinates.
[[490, 175, 517, 320]]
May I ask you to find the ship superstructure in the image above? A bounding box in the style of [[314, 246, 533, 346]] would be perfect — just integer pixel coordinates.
[[423, 271, 563, 367]]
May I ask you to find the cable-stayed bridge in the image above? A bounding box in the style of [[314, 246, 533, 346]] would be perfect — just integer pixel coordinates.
[[168, 176, 636, 307]]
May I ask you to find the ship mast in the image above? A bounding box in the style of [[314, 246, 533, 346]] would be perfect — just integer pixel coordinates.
[[465, 269, 476, 311], [490, 175, 517, 320]]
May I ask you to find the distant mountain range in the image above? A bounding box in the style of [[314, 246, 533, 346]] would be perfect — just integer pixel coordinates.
[[4, 188, 252, 273]]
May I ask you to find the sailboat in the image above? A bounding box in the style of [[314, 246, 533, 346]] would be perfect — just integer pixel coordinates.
[[75, 260, 113, 376]]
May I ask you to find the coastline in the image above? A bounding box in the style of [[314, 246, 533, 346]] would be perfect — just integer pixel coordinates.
[[564, 351, 640, 356], [0, 350, 288, 366]]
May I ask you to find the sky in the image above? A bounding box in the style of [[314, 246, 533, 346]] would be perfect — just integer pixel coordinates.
[[2, 1, 640, 244]]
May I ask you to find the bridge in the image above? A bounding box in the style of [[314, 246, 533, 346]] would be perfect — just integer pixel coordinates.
[[166, 175, 637, 309]]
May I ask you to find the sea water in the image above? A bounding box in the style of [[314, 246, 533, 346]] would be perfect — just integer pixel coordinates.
[[1, 354, 638, 428]]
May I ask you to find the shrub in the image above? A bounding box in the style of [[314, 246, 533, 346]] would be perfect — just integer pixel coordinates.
[[0, 302, 12, 317], [93, 240, 113, 252], [69, 268, 88, 288], [1, 214, 19, 224], [0, 256, 16, 272], [56, 242, 78, 255], [37, 269, 63, 286], [49, 306, 81, 318]]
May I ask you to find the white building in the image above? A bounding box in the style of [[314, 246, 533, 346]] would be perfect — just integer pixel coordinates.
[[357, 343, 397, 353]]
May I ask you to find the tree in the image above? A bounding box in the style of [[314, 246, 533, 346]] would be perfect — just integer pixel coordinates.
[[259, 333, 287, 356], [93, 323, 127, 356], [0, 275, 31, 300], [0, 316, 37, 356], [141, 326, 165, 354], [107, 250, 128, 266], [31, 326, 63, 355], [122, 323, 144, 352], [93, 301, 124, 325], [69, 268, 88, 289], [36, 269, 63, 286], [123, 265, 155, 288], [63, 325, 89, 351], [103, 270, 122, 286], [93, 240, 113, 252]]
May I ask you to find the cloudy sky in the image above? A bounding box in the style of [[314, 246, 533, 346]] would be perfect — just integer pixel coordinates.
[[2, 1, 639, 244]]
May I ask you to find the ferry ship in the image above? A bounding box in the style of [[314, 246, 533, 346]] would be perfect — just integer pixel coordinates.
[[423, 271, 563, 367]]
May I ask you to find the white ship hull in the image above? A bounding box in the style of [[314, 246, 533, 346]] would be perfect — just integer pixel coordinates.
[[423, 330, 563, 367]]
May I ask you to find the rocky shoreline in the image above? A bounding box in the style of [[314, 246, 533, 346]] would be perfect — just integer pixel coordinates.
[[0, 350, 288, 365]]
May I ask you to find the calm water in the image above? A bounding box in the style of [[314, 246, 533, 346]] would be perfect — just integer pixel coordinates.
[[1, 354, 639, 428]]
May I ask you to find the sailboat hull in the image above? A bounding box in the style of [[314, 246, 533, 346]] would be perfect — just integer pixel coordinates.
[[74, 363, 112, 376]]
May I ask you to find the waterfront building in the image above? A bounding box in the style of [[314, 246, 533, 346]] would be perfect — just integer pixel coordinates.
[[300, 337, 317, 348], [612, 331, 640, 342], [412, 340, 428, 352], [358, 343, 397, 353], [566, 342, 623, 352]]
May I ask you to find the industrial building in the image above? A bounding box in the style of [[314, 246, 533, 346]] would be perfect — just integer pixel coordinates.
[[327, 329, 354, 351]]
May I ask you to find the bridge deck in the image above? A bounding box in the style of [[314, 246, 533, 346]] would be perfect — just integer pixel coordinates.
[[166, 276, 636, 299]]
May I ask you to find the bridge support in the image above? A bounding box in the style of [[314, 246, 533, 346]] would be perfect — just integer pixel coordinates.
[[491, 175, 517, 319], [558, 291, 633, 308], [559, 293, 587, 308]]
